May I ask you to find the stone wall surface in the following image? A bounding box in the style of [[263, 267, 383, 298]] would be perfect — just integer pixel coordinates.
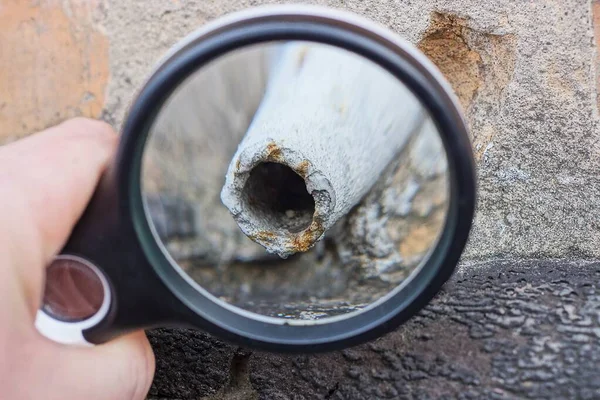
[[2, 0, 600, 399], [2, 0, 599, 259]]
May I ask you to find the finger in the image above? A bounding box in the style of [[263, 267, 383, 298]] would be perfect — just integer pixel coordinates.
[[0, 117, 118, 260], [30, 332, 155, 400], [0, 118, 117, 314]]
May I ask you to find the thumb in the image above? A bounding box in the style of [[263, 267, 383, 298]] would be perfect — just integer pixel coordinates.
[[33, 331, 155, 400]]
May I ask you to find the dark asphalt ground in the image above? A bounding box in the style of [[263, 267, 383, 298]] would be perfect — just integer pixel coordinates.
[[147, 259, 600, 400]]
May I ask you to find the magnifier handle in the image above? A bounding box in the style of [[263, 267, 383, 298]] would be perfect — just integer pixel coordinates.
[[33, 167, 190, 346]]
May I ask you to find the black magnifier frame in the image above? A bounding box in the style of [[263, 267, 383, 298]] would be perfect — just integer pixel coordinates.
[[46, 6, 476, 353]]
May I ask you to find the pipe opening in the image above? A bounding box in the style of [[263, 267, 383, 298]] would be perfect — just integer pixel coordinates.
[[242, 162, 315, 233]]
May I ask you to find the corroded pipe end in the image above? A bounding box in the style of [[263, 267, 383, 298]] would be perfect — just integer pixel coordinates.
[[221, 140, 334, 258]]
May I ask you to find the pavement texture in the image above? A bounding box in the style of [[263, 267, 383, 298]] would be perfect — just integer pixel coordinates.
[[147, 260, 600, 400]]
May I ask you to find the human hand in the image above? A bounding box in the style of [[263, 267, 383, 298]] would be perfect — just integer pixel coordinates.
[[0, 118, 155, 399]]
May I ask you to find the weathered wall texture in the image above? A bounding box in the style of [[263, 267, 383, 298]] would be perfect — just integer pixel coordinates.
[[0, 0, 109, 142], [2, 0, 599, 260], [2, 1, 600, 399]]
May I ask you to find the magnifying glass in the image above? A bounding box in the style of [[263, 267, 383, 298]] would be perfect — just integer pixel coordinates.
[[35, 5, 476, 352]]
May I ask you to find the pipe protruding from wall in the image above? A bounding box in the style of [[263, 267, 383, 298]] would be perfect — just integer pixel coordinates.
[[221, 42, 427, 258]]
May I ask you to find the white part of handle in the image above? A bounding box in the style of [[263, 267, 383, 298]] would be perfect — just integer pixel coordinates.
[[35, 311, 93, 346], [34, 255, 112, 347]]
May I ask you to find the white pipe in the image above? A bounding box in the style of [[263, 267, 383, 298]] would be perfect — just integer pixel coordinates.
[[221, 42, 426, 258]]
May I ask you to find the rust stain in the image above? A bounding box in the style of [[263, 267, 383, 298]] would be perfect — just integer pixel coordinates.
[[290, 221, 323, 253], [235, 158, 241, 172], [254, 231, 275, 242], [295, 160, 310, 178], [0, 0, 109, 141], [291, 233, 312, 253], [265, 142, 283, 162]]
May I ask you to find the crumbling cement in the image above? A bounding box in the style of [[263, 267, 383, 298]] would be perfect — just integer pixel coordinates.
[[417, 12, 517, 162]]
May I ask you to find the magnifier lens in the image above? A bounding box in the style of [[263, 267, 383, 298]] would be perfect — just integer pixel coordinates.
[[42, 257, 105, 322], [141, 41, 449, 322]]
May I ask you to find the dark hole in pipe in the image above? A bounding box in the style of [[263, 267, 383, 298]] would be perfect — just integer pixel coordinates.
[[242, 162, 315, 233]]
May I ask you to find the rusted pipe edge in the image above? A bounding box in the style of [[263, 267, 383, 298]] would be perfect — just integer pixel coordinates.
[[222, 139, 335, 256], [221, 42, 425, 257]]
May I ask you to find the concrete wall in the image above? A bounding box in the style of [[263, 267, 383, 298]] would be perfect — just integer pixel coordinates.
[[2, 1, 600, 398], [3, 0, 599, 260]]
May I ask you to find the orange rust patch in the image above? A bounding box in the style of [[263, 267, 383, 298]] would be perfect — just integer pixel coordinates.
[[295, 160, 310, 178], [291, 232, 313, 253], [0, 0, 109, 142], [235, 158, 241, 171], [290, 221, 323, 253], [265, 142, 283, 162], [254, 231, 276, 242]]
